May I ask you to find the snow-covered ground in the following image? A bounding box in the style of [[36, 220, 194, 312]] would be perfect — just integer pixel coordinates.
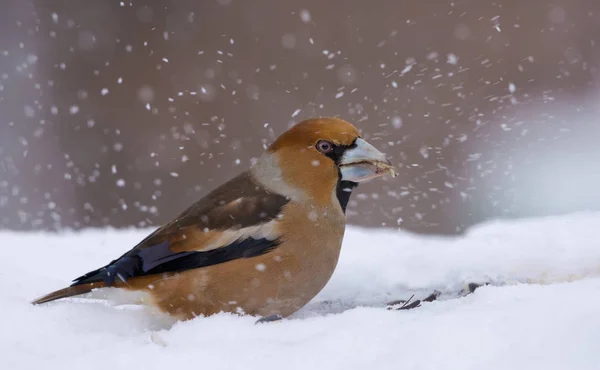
[[2, 213, 600, 370]]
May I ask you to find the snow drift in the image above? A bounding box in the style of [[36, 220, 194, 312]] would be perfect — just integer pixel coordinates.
[[2, 212, 600, 370]]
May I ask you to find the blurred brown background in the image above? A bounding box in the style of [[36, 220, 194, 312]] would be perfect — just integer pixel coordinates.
[[2, 0, 600, 235]]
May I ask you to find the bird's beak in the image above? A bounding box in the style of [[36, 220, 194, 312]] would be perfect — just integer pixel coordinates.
[[339, 138, 397, 182]]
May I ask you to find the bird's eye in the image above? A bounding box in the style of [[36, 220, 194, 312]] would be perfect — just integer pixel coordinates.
[[316, 140, 333, 154]]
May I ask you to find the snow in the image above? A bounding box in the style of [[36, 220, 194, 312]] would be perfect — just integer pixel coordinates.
[[2, 212, 600, 369]]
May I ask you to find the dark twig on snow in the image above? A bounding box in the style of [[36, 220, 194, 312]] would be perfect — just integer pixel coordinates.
[[422, 290, 441, 302], [467, 283, 483, 294], [386, 294, 422, 311]]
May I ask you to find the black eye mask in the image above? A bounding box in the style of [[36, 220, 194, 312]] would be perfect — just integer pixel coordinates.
[[322, 138, 358, 164]]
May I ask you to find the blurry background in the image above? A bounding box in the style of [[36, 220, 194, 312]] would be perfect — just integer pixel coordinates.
[[1, 0, 600, 235]]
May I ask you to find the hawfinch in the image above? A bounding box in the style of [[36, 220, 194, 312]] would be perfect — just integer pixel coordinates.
[[32, 117, 396, 321]]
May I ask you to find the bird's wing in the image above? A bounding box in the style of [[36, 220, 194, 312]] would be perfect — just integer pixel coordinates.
[[71, 171, 289, 287]]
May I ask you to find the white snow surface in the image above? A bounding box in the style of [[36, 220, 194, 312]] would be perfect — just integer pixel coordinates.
[[2, 212, 600, 370]]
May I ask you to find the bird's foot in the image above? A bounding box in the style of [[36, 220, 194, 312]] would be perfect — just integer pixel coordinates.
[[255, 314, 283, 324]]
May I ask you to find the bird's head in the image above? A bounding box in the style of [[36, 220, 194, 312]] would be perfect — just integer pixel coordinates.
[[252, 117, 396, 209]]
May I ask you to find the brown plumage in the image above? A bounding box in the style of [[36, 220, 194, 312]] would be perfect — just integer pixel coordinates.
[[30, 282, 106, 305], [32, 117, 396, 320]]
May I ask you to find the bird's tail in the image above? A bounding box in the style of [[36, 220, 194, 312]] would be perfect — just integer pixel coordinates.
[[31, 282, 106, 305]]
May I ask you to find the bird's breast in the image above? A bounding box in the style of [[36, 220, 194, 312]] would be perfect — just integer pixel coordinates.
[[270, 201, 347, 309]]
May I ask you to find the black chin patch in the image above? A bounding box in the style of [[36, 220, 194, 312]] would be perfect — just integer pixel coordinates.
[[320, 138, 358, 213], [336, 180, 357, 213]]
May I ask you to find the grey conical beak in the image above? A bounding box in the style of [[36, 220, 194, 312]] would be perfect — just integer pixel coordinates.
[[339, 138, 396, 182]]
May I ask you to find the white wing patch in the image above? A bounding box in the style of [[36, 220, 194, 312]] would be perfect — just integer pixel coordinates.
[[201, 218, 281, 252]]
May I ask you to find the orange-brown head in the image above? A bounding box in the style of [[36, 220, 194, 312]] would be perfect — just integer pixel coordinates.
[[251, 117, 395, 209]]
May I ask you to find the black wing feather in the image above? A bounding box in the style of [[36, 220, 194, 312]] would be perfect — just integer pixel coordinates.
[[71, 171, 287, 287], [143, 237, 280, 275], [71, 237, 280, 287]]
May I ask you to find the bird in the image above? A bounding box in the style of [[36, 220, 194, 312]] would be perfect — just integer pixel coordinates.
[[32, 117, 396, 322]]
